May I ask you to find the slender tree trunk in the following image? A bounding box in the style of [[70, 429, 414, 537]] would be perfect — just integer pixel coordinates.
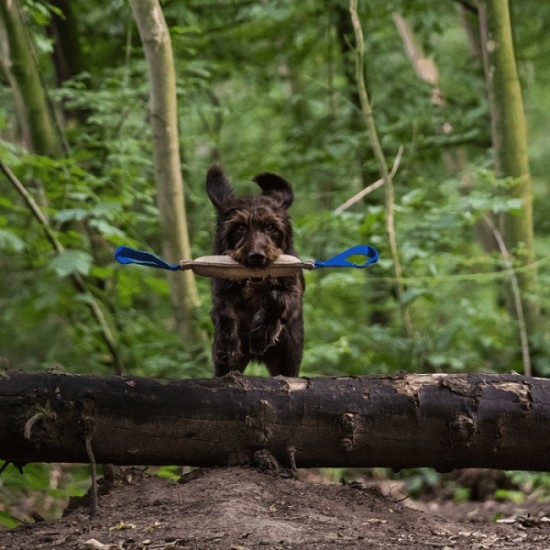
[[333, 3, 377, 189], [457, 2, 482, 58], [478, 0, 540, 359], [47, 0, 84, 86], [4, 371, 550, 472], [129, 0, 201, 342], [349, 0, 414, 339], [479, 1, 534, 252], [46, 0, 87, 127], [0, 0, 60, 157], [455, 4, 500, 255]]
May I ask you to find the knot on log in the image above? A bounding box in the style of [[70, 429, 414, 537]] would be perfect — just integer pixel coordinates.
[[339, 412, 358, 451], [449, 414, 476, 446]]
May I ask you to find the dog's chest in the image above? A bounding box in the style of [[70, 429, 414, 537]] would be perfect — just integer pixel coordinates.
[[241, 279, 272, 307]]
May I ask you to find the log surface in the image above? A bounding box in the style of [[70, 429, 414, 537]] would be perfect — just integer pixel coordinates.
[[1, 371, 549, 471]]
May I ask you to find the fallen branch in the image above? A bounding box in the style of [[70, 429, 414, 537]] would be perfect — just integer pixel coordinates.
[[2, 371, 550, 471]]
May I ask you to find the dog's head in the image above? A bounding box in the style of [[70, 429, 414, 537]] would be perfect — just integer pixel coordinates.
[[206, 163, 295, 267]]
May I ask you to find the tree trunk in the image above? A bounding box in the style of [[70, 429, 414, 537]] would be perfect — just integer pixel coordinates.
[[47, 0, 84, 86], [478, 0, 540, 341], [129, 0, 201, 342], [349, 0, 414, 339], [0, 0, 60, 157], [3, 371, 550, 472], [456, 3, 499, 256]]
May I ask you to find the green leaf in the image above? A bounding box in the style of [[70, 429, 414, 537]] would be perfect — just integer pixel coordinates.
[[54, 209, 89, 223], [89, 219, 126, 238], [494, 489, 525, 503], [49, 250, 93, 277], [0, 510, 20, 529], [155, 465, 183, 481], [0, 229, 25, 251], [401, 287, 430, 305], [91, 201, 122, 219]]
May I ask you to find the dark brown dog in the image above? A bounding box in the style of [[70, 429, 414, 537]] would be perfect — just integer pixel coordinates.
[[206, 163, 304, 377]]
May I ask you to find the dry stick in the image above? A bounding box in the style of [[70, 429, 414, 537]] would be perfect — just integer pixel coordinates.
[[483, 215, 531, 377], [84, 433, 98, 515], [392, 14, 442, 98], [0, 160, 125, 374], [335, 146, 403, 213], [349, 0, 414, 338], [0, 161, 61, 252]]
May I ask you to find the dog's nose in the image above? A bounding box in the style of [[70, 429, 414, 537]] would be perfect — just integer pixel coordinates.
[[247, 251, 266, 266]]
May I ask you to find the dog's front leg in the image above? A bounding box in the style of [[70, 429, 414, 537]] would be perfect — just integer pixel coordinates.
[[249, 288, 290, 356], [249, 311, 283, 356], [212, 305, 247, 376]]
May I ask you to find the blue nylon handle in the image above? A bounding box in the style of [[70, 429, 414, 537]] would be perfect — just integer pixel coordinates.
[[115, 245, 181, 271], [115, 245, 379, 272], [313, 245, 379, 269]]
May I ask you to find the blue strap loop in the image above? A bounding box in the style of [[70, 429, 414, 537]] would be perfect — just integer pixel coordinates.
[[115, 244, 380, 272], [115, 246, 181, 271], [313, 245, 379, 269]]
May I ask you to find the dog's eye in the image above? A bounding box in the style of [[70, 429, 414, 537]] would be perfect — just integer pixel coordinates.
[[265, 224, 277, 233], [234, 224, 247, 234]]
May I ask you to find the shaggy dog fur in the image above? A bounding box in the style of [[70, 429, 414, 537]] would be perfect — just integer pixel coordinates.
[[206, 164, 304, 377]]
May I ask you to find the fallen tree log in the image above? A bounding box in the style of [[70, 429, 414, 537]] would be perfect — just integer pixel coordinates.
[[1, 371, 550, 471]]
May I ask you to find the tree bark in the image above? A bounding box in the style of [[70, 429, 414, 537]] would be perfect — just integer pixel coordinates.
[[47, 0, 84, 86], [478, 0, 540, 342], [349, 0, 413, 340], [129, 0, 201, 342], [3, 371, 550, 472], [0, 0, 60, 157]]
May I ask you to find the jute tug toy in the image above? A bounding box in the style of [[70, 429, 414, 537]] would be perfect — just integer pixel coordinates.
[[115, 244, 380, 279]]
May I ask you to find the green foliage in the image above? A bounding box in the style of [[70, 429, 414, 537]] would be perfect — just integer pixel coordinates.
[[154, 465, 183, 482], [296, 168, 531, 375], [1, 0, 550, 523], [403, 468, 441, 498], [0, 463, 89, 527], [49, 249, 93, 277], [505, 471, 550, 503], [1, 0, 549, 377]]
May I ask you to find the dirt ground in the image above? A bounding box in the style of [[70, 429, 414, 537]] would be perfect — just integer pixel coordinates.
[[2, 466, 550, 550]]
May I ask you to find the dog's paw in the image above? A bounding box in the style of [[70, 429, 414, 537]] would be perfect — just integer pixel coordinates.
[[213, 340, 241, 367]]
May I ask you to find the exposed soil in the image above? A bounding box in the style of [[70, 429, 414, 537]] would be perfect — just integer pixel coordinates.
[[2, 466, 550, 550]]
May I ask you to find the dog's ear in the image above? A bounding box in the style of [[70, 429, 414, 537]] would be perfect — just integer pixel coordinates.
[[253, 173, 294, 209], [206, 163, 234, 210]]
